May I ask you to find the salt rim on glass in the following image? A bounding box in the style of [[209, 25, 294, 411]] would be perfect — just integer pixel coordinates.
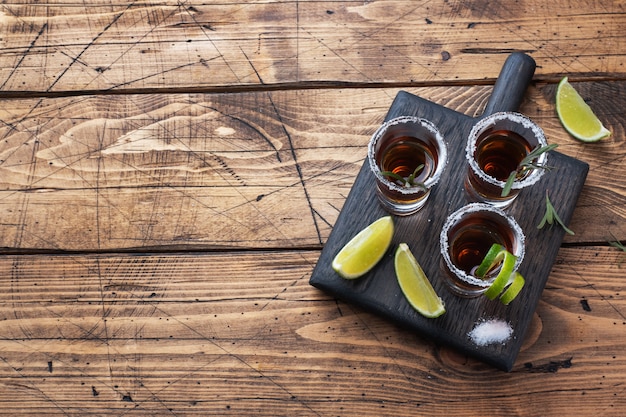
[[465, 111, 549, 191], [367, 115, 448, 196], [439, 202, 526, 289]]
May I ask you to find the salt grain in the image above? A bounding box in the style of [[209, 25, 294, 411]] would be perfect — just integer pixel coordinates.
[[469, 319, 513, 346]]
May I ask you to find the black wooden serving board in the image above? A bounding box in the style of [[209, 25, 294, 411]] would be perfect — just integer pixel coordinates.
[[309, 53, 589, 371]]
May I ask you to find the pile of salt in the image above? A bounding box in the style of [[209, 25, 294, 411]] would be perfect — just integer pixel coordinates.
[[469, 319, 513, 346]]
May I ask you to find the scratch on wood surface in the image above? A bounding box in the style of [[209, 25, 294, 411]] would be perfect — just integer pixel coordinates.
[[46, 6, 130, 92], [0, 22, 47, 90]]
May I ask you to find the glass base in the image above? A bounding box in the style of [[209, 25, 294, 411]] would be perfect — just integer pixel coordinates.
[[375, 186, 429, 216], [440, 259, 490, 298], [463, 177, 518, 209]]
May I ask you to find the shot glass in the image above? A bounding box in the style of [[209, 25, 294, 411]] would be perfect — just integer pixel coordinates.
[[440, 203, 525, 297], [465, 112, 548, 208], [368, 116, 448, 216]]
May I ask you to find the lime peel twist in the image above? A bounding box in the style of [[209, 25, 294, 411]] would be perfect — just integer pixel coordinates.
[[475, 243, 525, 305]]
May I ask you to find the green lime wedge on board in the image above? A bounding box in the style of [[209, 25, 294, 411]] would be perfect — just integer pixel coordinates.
[[332, 216, 394, 279]]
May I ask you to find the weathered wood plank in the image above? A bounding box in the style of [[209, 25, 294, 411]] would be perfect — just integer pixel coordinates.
[[0, 247, 624, 415], [0, 82, 624, 251], [0, 1, 624, 93]]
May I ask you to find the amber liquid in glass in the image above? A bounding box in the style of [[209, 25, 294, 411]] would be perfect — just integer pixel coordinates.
[[475, 129, 532, 181], [467, 129, 533, 202], [445, 212, 517, 296], [377, 135, 436, 203]]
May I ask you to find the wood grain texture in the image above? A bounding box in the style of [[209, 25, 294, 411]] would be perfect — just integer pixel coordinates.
[[0, 83, 624, 251], [0, 248, 624, 416], [0, 1, 625, 93]]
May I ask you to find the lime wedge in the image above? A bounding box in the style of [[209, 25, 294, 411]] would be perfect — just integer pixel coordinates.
[[499, 272, 525, 305], [332, 216, 394, 279], [556, 77, 611, 142], [394, 243, 445, 318], [483, 249, 518, 300]]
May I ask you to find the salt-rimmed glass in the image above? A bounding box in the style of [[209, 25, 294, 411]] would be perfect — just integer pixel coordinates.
[[368, 116, 448, 216], [465, 112, 548, 208], [440, 203, 525, 297]]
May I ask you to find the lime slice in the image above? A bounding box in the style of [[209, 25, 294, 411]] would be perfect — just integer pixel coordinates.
[[474, 243, 505, 278], [483, 249, 518, 300], [556, 77, 611, 142], [499, 272, 525, 305], [394, 243, 445, 318], [332, 216, 394, 279]]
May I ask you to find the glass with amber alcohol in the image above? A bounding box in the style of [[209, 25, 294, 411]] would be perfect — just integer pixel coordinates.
[[440, 203, 525, 297], [465, 112, 548, 208], [368, 116, 448, 216]]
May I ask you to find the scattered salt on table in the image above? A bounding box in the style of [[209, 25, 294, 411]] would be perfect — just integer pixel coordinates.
[[469, 319, 513, 346]]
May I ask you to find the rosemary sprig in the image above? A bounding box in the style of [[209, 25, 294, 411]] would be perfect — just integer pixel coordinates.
[[537, 191, 575, 235], [608, 233, 626, 267], [381, 164, 426, 189], [502, 144, 559, 197]]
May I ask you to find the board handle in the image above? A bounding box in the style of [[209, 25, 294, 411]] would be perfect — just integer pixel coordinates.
[[482, 52, 536, 116]]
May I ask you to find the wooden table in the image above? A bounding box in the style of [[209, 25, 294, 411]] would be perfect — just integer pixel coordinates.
[[0, 1, 624, 415]]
